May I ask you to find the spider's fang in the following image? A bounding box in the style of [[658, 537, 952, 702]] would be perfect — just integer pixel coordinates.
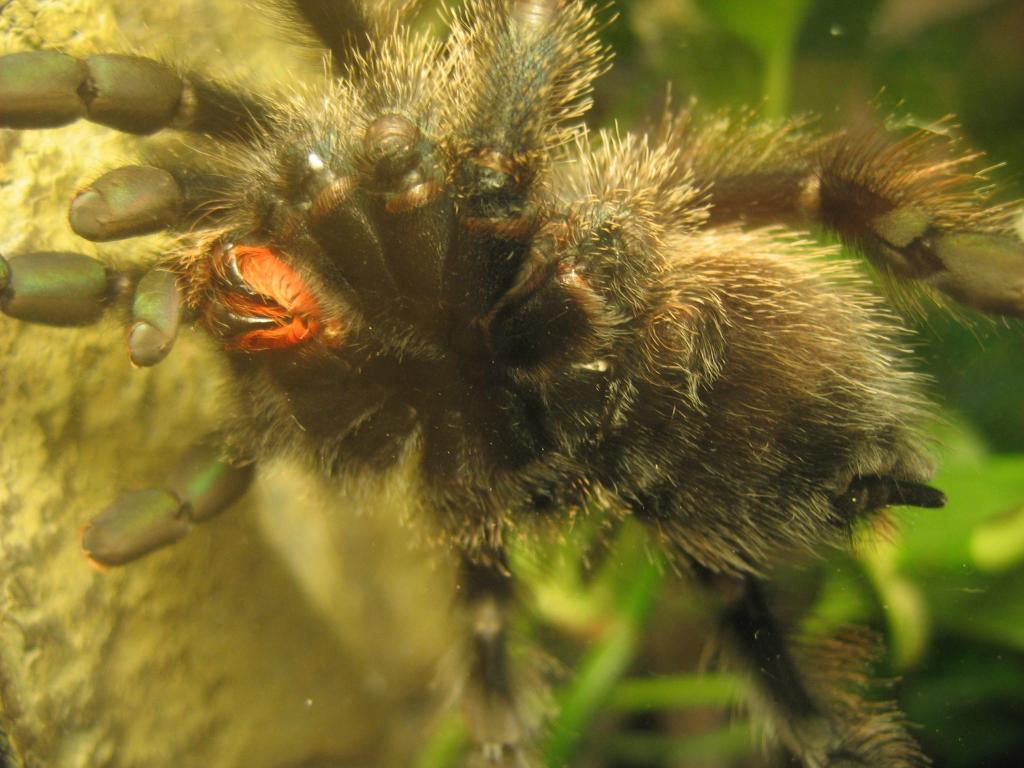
[[224, 247, 273, 303], [70, 166, 184, 242], [207, 244, 331, 352], [209, 304, 280, 336]]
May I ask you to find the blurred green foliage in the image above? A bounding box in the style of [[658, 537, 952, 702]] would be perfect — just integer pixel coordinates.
[[418, 1, 1024, 765]]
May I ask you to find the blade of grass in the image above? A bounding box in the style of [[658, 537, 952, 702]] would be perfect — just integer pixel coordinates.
[[603, 721, 755, 764], [608, 673, 746, 712], [412, 715, 467, 768], [543, 522, 664, 766]]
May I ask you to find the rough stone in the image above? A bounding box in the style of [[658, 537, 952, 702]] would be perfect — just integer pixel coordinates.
[[0, 2, 451, 766]]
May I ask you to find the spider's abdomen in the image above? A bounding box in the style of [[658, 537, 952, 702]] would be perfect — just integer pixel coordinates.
[[597, 230, 936, 573]]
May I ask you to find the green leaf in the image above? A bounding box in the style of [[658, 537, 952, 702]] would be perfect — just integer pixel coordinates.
[[862, 540, 930, 669], [696, 0, 815, 115], [698, 0, 813, 56], [931, 569, 1024, 652], [970, 502, 1024, 572], [894, 421, 1024, 571]]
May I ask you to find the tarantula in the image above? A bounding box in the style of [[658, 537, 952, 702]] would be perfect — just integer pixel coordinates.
[[1, 0, 1022, 765]]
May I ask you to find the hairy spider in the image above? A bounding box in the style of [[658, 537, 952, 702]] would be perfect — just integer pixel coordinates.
[[1, 0, 1023, 766]]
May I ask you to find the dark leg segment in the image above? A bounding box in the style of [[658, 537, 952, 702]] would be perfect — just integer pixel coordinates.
[[0, 251, 119, 326], [458, 550, 530, 767], [704, 572, 926, 768], [81, 442, 254, 567], [676, 113, 1024, 317], [444, 0, 606, 321], [716, 574, 820, 718], [275, 0, 425, 73], [0, 51, 269, 138], [287, 0, 372, 70]]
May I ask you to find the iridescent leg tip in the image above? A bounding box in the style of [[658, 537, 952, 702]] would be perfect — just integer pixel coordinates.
[[128, 267, 182, 367], [70, 166, 183, 242], [81, 446, 254, 568], [932, 232, 1024, 317], [128, 320, 175, 367], [81, 488, 190, 568]]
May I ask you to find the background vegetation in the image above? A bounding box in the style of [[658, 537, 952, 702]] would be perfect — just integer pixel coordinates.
[[419, 1, 1024, 765]]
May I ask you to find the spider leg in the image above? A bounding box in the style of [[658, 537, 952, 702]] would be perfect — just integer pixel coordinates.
[[564, 126, 937, 761], [808, 129, 1024, 317], [447, 0, 605, 165], [443, 0, 606, 321], [0, 51, 269, 138], [126, 266, 184, 367], [707, 573, 834, 756], [709, 574, 928, 768], [1, 252, 185, 366], [0, 250, 120, 327], [81, 441, 254, 568], [458, 549, 530, 767], [674, 481, 942, 767], [66, 156, 239, 241], [271, 0, 424, 74], [68, 166, 184, 242], [286, 0, 372, 69], [675, 113, 1024, 316]]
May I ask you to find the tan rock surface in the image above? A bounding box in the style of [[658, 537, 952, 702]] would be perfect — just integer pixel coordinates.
[[0, 2, 452, 766]]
